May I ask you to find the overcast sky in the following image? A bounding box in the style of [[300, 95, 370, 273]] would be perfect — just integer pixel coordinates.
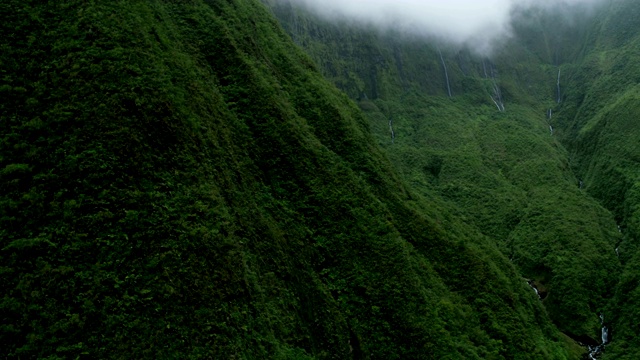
[[281, 0, 605, 54]]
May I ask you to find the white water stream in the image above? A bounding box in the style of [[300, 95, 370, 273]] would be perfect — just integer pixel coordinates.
[[389, 118, 395, 144], [438, 49, 452, 98], [488, 64, 505, 112], [587, 314, 610, 359], [557, 68, 562, 104], [526, 280, 542, 300]]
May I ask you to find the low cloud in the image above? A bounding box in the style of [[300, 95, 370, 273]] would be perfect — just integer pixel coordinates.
[[278, 0, 606, 54]]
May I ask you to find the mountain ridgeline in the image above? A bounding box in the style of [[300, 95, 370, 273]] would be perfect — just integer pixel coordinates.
[[1, 0, 639, 359]]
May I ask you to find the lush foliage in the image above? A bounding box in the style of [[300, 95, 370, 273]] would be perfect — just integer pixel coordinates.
[[0, 0, 587, 359], [5, 0, 640, 358], [553, 1, 640, 358], [267, 0, 624, 348]]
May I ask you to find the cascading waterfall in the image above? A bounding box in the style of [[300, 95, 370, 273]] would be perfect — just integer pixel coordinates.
[[489, 64, 505, 112], [491, 80, 505, 112], [556, 69, 561, 103], [438, 48, 452, 98], [527, 280, 542, 300], [588, 314, 610, 359], [389, 118, 395, 144], [548, 109, 552, 119], [616, 225, 622, 256], [549, 125, 554, 136]]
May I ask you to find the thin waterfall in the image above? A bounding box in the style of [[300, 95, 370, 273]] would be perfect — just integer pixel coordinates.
[[482, 59, 488, 79], [588, 314, 610, 359], [438, 48, 452, 98], [527, 280, 542, 300], [490, 85, 505, 111], [489, 64, 505, 112], [557, 68, 562, 104], [389, 118, 395, 144], [616, 225, 622, 256]]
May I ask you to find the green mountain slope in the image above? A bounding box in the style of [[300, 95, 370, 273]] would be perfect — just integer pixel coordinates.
[[553, 1, 640, 357], [265, 0, 622, 347], [0, 0, 584, 359]]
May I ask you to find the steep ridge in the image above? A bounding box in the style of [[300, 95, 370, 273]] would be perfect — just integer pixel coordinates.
[[266, 0, 622, 349], [0, 0, 580, 358], [554, 0, 640, 357]]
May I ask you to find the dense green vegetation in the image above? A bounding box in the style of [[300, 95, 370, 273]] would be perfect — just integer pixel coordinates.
[[553, 1, 640, 358], [266, 0, 623, 346], [4, 0, 640, 358], [0, 0, 590, 358]]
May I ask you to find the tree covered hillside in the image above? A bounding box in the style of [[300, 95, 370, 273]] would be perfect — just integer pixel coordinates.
[[0, 0, 585, 359], [554, 1, 640, 358], [266, 0, 625, 348]]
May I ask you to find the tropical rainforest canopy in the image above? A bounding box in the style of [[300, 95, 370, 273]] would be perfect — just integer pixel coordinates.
[[2, 0, 640, 359]]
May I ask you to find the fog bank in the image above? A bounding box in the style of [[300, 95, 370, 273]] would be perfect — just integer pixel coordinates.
[[278, 0, 606, 54]]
